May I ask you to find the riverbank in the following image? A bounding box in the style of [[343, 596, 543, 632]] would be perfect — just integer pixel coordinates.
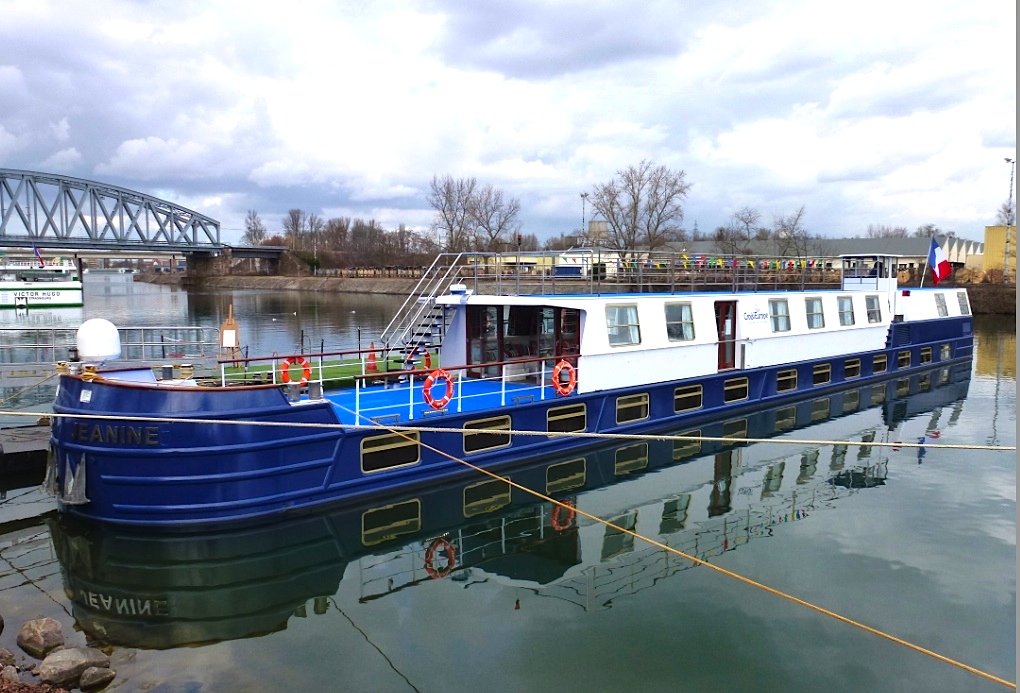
[[139, 273, 1017, 313]]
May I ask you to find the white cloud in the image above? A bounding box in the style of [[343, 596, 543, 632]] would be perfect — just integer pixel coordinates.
[[0, 0, 1013, 240]]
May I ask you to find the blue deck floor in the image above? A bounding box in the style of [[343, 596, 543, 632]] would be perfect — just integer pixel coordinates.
[[324, 377, 559, 425]]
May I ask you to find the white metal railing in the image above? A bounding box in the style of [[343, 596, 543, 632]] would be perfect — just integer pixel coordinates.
[[0, 326, 221, 369]]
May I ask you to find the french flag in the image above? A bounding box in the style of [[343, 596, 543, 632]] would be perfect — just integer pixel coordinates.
[[927, 238, 951, 286], [32, 245, 44, 268]]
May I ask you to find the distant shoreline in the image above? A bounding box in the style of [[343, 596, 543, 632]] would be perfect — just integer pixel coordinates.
[[135, 273, 1017, 314]]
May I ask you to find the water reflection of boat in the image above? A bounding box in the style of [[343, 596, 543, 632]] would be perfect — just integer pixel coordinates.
[[49, 365, 971, 649]]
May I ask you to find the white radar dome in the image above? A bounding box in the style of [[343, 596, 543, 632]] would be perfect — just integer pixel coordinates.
[[76, 319, 122, 362]]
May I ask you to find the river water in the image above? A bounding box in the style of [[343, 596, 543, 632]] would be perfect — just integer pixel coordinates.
[[0, 274, 1015, 692]]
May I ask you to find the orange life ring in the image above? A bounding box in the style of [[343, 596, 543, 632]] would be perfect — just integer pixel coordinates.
[[423, 368, 454, 409], [552, 359, 576, 396], [281, 356, 312, 385], [424, 537, 456, 579], [551, 501, 576, 532]]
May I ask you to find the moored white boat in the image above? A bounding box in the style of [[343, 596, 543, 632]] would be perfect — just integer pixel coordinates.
[[0, 256, 84, 309], [47, 251, 974, 527]]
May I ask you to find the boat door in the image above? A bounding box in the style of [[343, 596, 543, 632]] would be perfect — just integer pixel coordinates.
[[714, 301, 737, 370]]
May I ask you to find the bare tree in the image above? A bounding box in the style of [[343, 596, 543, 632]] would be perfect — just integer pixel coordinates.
[[997, 200, 1016, 225], [322, 217, 350, 252], [427, 175, 477, 252], [241, 210, 268, 246], [470, 184, 521, 251], [866, 224, 908, 238], [774, 206, 814, 256], [588, 160, 692, 258], [282, 209, 306, 249]]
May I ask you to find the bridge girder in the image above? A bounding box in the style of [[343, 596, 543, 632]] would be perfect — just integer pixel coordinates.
[[0, 168, 221, 252]]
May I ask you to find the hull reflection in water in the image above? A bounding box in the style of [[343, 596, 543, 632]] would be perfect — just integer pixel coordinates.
[[49, 365, 971, 649]]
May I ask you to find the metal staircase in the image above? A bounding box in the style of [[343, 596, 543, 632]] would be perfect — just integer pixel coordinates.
[[377, 253, 465, 358]]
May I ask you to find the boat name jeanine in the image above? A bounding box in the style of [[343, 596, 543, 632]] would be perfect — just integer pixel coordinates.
[[77, 589, 170, 617], [71, 423, 160, 446]]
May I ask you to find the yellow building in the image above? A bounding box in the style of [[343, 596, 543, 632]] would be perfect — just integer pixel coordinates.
[[982, 225, 1017, 274]]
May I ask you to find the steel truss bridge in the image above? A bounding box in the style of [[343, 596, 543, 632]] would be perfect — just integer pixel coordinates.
[[0, 168, 221, 254]]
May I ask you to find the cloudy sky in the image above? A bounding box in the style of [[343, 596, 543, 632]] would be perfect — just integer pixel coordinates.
[[1, 0, 1015, 244]]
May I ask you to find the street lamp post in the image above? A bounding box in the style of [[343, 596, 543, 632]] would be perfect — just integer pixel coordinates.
[[1006, 157, 1015, 282]]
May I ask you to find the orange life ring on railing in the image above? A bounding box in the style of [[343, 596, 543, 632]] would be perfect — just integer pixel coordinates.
[[552, 359, 576, 396], [551, 501, 576, 532], [423, 368, 454, 409], [281, 356, 312, 385], [424, 537, 456, 579]]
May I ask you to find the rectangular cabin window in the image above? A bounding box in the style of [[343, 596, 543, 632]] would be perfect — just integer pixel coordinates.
[[837, 296, 855, 326], [769, 299, 791, 332], [957, 292, 971, 315], [813, 363, 831, 386], [674, 384, 703, 412], [362, 432, 420, 473], [606, 304, 641, 346], [871, 384, 886, 405], [805, 297, 825, 329], [664, 302, 696, 341], [896, 378, 910, 397], [845, 358, 861, 379], [897, 350, 911, 369], [362, 499, 421, 546], [547, 403, 586, 434], [673, 430, 701, 460], [464, 478, 511, 517], [920, 347, 932, 364], [775, 406, 796, 431], [873, 354, 888, 374], [811, 398, 830, 421], [615, 443, 649, 476], [934, 293, 948, 317], [843, 390, 860, 413], [866, 295, 882, 323], [616, 393, 650, 424], [776, 369, 798, 393], [724, 377, 749, 403], [546, 458, 586, 494], [940, 343, 951, 360], [464, 416, 511, 453]]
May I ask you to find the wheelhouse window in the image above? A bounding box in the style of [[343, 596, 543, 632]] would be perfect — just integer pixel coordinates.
[[837, 296, 855, 326], [769, 299, 791, 332], [957, 292, 971, 315], [805, 298, 825, 329], [934, 293, 948, 317], [664, 302, 696, 341], [866, 295, 882, 323], [606, 304, 641, 346]]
